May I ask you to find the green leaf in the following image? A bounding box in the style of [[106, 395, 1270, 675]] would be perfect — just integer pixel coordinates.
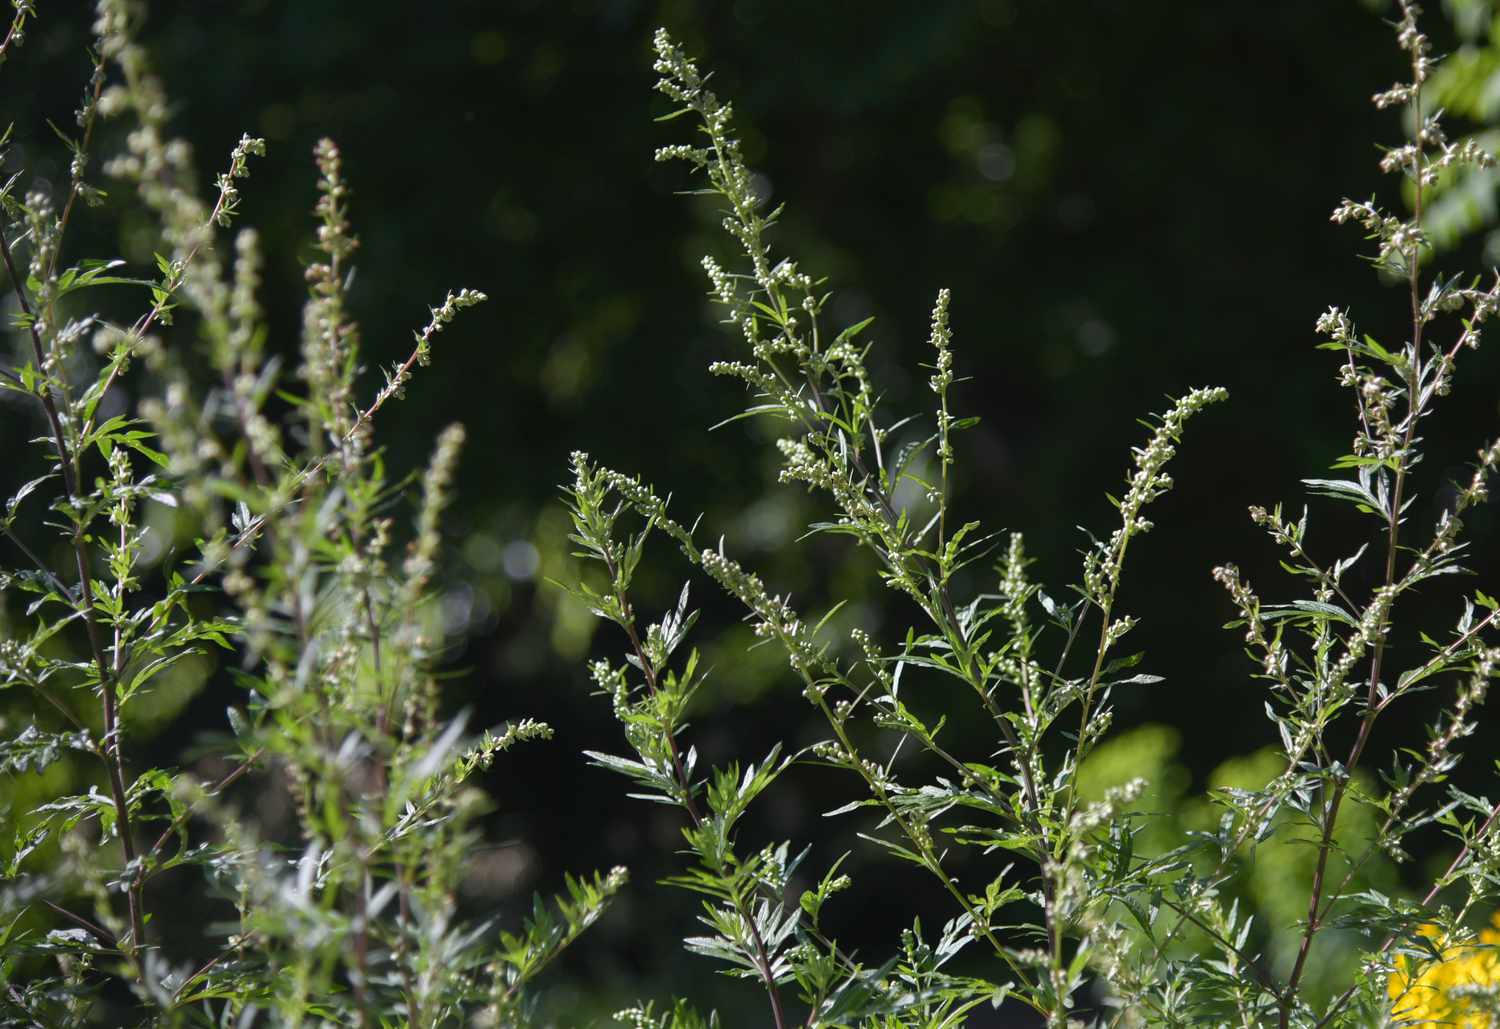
[[1302, 477, 1382, 513], [5, 473, 52, 515], [835, 315, 876, 342], [1280, 599, 1358, 626], [0, 726, 93, 775], [119, 435, 170, 468]]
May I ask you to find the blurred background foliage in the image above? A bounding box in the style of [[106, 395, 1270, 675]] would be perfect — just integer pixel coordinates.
[[3, 1, 1500, 1024]]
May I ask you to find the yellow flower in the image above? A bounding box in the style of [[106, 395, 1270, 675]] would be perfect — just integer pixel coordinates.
[[1388, 913, 1500, 1027]]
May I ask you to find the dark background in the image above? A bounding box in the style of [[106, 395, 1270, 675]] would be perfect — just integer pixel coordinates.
[[4, 2, 1499, 1024]]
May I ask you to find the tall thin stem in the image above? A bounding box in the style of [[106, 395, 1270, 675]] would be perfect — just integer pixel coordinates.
[[0, 226, 146, 958], [1279, 50, 1427, 1028], [601, 547, 788, 1029]]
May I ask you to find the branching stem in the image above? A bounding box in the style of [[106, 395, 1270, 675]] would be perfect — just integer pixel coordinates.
[[0, 224, 146, 960]]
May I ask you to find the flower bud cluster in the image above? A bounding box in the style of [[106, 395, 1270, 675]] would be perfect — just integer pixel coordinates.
[[1315, 306, 1355, 343], [590, 465, 697, 556], [653, 142, 710, 168], [821, 336, 875, 417], [213, 134, 267, 228], [849, 626, 893, 693], [810, 740, 848, 765], [1386, 653, 1495, 824], [1355, 374, 1400, 458], [299, 140, 361, 462], [401, 424, 466, 597], [700, 546, 821, 673], [1087, 387, 1225, 605], [701, 255, 737, 309], [1212, 562, 1290, 684], [591, 659, 631, 718], [707, 359, 777, 396], [228, 229, 263, 356], [652, 28, 708, 109], [998, 533, 1030, 613], [414, 289, 488, 368], [1070, 778, 1145, 837], [1332, 197, 1422, 269], [769, 258, 812, 292], [1325, 585, 1397, 698], [927, 288, 956, 462]]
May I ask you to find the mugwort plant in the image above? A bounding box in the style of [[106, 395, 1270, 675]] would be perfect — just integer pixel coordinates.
[[1, 2, 619, 1025], [567, 4, 1500, 1026]]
